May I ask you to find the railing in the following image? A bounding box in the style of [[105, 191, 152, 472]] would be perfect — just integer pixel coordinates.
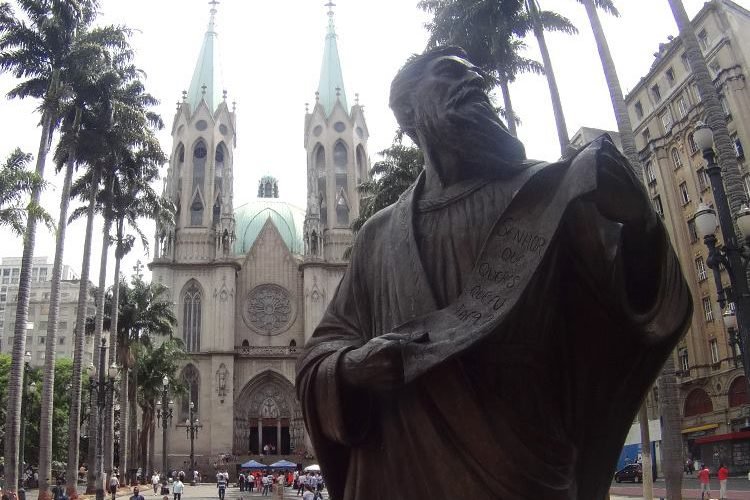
[[234, 345, 299, 357]]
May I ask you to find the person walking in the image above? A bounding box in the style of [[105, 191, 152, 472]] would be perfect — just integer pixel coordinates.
[[718, 463, 729, 500], [152, 474, 160, 496], [172, 477, 184, 500], [109, 474, 121, 500], [130, 487, 145, 500], [216, 471, 227, 500], [698, 464, 711, 500]]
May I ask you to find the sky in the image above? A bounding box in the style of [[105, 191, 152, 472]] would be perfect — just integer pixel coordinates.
[[0, 0, 747, 286]]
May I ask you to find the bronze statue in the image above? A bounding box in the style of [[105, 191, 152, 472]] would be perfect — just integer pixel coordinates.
[[296, 47, 692, 500]]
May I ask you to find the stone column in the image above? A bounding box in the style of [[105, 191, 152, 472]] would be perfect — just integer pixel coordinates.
[[276, 420, 281, 455], [258, 419, 262, 455]]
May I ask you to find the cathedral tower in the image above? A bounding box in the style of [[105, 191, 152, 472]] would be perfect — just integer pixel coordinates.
[[302, 2, 370, 341], [303, 1, 370, 263], [151, 0, 238, 463]]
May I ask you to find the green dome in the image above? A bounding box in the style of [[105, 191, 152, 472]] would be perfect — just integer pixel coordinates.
[[234, 199, 305, 255]]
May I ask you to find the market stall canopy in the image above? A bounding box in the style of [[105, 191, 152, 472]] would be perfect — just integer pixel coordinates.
[[240, 460, 268, 469], [269, 460, 297, 469], [304, 464, 321, 472]]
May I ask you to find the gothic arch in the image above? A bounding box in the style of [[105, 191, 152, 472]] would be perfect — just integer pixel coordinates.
[[181, 279, 203, 353], [356, 144, 367, 182], [684, 388, 713, 417], [333, 140, 348, 172], [233, 371, 303, 455]]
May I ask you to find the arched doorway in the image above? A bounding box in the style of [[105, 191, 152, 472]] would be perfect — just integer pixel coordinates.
[[233, 371, 303, 456]]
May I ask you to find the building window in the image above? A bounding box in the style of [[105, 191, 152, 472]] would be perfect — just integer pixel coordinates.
[[688, 219, 698, 243], [39, 268, 47, 280], [38, 336, 45, 345], [744, 175, 750, 201], [666, 67, 676, 86], [696, 256, 707, 281], [672, 148, 683, 169], [678, 97, 689, 118], [703, 296, 714, 322], [635, 101, 644, 120], [719, 96, 731, 118], [709, 59, 721, 76], [183, 280, 202, 353], [58, 337, 65, 345], [651, 84, 662, 102], [653, 195, 664, 217], [697, 168, 710, 192], [660, 111, 673, 132], [645, 161, 656, 184], [688, 133, 699, 155], [710, 339, 720, 364], [698, 29, 709, 51], [733, 134, 744, 159], [681, 52, 691, 71], [181, 364, 200, 417], [679, 348, 689, 373], [729, 376, 749, 407], [680, 182, 690, 205], [642, 128, 651, 145], [693, 83, 702, 102]]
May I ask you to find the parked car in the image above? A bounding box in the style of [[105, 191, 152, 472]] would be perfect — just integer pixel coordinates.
[[614, 463, 642, 483]]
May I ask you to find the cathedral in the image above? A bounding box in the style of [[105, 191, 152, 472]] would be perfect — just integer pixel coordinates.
[[149, 2, 370, 472]]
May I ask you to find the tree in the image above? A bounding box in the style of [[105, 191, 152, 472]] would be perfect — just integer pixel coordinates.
[[132, 338, 186, 477], [351, 133, 424, 237], [0, 148, 50, 235], [0, 1, 104, 493], [419, 0, 577, 151]]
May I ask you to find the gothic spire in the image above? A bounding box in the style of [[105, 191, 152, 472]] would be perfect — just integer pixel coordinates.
[[187, 0, 224, 112], [316, 1, 348, 117]]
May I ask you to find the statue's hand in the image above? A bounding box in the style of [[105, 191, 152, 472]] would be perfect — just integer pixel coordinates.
[[340, 336, 404, 391], [593, 151, 657, 232]]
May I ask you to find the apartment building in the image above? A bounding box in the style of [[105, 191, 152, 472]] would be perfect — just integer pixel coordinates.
[[0, 257, 94, 367], [624, 0, 750, 469]]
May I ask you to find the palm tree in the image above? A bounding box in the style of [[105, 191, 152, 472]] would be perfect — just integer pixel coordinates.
[[0, 148, 49, 235], [102, 136, 170, 482], [0, 0, 103, 493], [667, 0, 745, 214], [522, 0, 576, 153]]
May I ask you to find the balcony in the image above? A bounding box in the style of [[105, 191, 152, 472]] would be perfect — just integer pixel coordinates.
[[235, 345, 299, 358]]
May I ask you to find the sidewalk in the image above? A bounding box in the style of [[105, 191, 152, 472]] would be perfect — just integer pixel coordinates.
[[610, 486, 750, 499]]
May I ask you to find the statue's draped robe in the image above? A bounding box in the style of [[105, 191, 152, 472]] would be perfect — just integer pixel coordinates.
[[296, 139, 692, 500]]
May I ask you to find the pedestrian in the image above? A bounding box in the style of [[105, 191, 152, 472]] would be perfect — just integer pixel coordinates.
[[130, 487, 145, 500], [698, 464, 711, 500], [172, 476, 184, 500], [296, 473, 306, 497], [238, 473, 245, 492], [262, 474, 271, 496], [301, 485, 314, 500], [152, 473, 160, 496], [110, 474, 121, 500], [52, 478, 67, 500], [216, 471, 227, 500], [718, 463, 729, 500]]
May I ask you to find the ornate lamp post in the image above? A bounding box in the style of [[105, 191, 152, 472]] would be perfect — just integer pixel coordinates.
[[89, 337, 120, 500], [156, 375, 173, 495], [182, 400, 202, 486], [693, 122, 750, 383], [19, 351, 34, 490]]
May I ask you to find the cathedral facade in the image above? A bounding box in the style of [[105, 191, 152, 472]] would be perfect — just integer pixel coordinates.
[[149, 4, 369, 472]]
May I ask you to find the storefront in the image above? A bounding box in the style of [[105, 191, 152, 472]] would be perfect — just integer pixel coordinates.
[[694, 430, 750, 473]]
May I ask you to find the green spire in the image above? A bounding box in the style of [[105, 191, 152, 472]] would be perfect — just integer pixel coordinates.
[[187, 1, 223, 113], [317, 2, 348, 117]]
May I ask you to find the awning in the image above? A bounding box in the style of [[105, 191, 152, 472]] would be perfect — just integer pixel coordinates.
[[681, 423, 719, 434], [695, 431, 750, 445], [240, 460, 269, 469], [269, 460, 297, 469]]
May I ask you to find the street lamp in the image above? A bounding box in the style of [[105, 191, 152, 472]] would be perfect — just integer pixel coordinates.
[[19, 351, 33, 490], [156, 376, 173, 495], [180, 400, 202, 486], [89, 337, 120, 500], [694, 121, 750, 383]]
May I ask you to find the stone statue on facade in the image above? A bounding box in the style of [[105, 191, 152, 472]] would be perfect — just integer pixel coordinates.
[[296, 47, 692, 500]]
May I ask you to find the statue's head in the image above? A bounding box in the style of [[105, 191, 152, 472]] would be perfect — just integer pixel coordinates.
[[390, 46, 525, 172]]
